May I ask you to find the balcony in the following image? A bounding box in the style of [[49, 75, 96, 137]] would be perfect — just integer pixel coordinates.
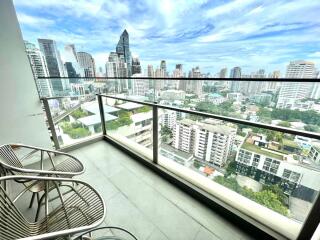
[[2, 1, 320, 237], [29, 76, 320, 240], [53, 140, 253, 240]]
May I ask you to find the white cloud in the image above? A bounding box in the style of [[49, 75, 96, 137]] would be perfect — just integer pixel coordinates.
[[206, 0, 255, 18], [309, 52, 320, 58], [17, 13, 54, 27]]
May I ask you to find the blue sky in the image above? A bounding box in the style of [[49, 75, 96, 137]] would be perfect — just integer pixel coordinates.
[[13, 0, 320, 75]]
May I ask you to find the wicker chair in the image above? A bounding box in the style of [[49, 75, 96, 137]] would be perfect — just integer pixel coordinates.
[[0, 175, 106, 240], [0, 143, 85, 220], [0, 143, 84, 178]]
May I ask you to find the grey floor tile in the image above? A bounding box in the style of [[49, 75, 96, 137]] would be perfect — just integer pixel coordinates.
[[67, 142, 255, 240], [109, 168, 201, 240], [147, 227, 169, 240], [194, 227, 221, 240], [105, 192, 156, 240]]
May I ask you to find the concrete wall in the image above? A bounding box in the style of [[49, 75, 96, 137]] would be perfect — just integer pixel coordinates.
[[0, 0, 52, 147]]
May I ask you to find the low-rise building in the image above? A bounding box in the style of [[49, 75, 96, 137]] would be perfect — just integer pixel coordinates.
[[235, 135, 320, 202]]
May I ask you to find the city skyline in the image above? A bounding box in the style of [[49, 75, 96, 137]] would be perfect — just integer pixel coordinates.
[[13, 0, 320, 74]]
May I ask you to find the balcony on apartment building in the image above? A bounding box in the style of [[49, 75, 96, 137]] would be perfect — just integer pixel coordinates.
[[1, 1, 320, 239]]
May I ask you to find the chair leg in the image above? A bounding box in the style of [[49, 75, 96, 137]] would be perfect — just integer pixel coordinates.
[[35, 193, 45, 222], [29, 192, 36, 208]]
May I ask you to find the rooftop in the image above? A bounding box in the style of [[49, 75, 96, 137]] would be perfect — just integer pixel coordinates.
[[116, 102, 144, 110], [82, 102, 120, 115], [179, 119, 236, 135], [78, 113, 118, 126], [241, 142, 284, 160]]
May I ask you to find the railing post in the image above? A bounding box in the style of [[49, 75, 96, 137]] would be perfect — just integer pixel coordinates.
[[98, 95, 106, 135], [42, 98, 60, 150], [153, 104, 158, 164]]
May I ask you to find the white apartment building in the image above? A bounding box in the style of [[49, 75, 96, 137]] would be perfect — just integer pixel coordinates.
[[161, 110, 177, 130], [277, 61, 316, 109], [24, 41, 53, 97], [131, 73, 149, 96], [173, 119, 236, 167]]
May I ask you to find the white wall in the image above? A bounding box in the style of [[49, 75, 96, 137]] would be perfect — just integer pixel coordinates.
[[0, 0, 52, 147]]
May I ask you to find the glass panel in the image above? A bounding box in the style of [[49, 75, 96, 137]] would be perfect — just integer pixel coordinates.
[[47, 96, 102, 147], [158, 108, 320, 238], [104, 97, 153, 161]]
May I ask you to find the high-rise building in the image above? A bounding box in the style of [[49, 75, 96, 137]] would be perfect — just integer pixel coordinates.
[[154, 67, 165, 90], [147, 65, 154, 78], [161, 110, 177, 130], [64, 62, 80, 83], [246, 69, 267, 95], [132, 73, 149, 96], [77, 51, 96, 78], [173, 119, 236, 167], [230, 67, 242, 92], [132, 57, 141, 74], [38, 39, 67, 94], [116, 29, 132, 77], [160, 60, 167, 77], [266, 70, 281, 92], [64, 44, 84, 78], [277, 61, 316, 109], [219, 68, 228, 78], [105, 52, 128, 93], [187, 66, 203, 96], [24, 40, 53, 97], [173, 64, 184, 78]]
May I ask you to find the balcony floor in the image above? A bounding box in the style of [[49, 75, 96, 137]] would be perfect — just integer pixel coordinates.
[[65, 141, 253, 240]]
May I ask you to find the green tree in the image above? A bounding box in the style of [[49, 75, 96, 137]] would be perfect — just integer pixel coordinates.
[[70, 109, 89, 119], [304, 124, 320, 132], [136, 106, 152, 113], [225, 160, 237, 176], [214, 176, 288, 216]]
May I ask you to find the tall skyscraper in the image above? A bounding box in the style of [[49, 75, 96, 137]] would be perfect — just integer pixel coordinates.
[[173, 64, 183, 78], [154, 67, 165, 90], [277, 60, 316, 109], [24, 40, 53, 97], [230, 67, 242, 92], [64, 44, 84, 77], [77, 51, 96, 78], [116, 29, 132, 77], [132, 57, 141, 74], [187, 66, 203, 96], [219, 68, 228, 78], [266, 70, 281, 92], [105, 52, 128, 93], [147, 65, 154, 78], [246, 69, 267, 95], [230, 67, 241, 78], [38, 39, 67, 94], [160, 60, 167, 77], [64, 62, 80, 83]]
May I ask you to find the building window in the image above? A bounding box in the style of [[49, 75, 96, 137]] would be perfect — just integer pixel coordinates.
[[282, 169, 301, 183], [252, 154, 260, 168]]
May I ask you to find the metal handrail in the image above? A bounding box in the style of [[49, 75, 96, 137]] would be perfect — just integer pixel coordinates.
[[37, 76, 320, 82], [98, 94, 320, 141]]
